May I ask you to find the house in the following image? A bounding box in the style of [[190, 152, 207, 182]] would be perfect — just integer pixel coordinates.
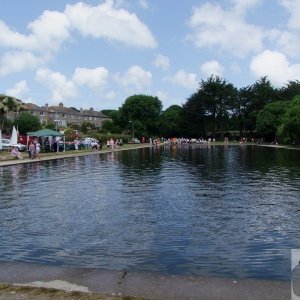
[[24, 102, 110, 128]]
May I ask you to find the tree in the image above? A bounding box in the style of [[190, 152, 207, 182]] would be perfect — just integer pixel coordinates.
[[182, 76, 237, 139], [244, 77, 278, 134], [14, 112, 41, 134], [119, 95, 163, 137], [100, 120, 122, 134], [278, 96, 300, 144], [231, 86, 252, 136], [0, 94, 24, 130], [159, 105, 183, 137], [256, 101, 287, 141], [182, 92, 207, 137], [278, 80, 300, 101]]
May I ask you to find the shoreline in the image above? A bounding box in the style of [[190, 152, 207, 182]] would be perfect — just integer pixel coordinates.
[[1, 142, 299, 167], [0, 143, 152, 167], [0, 262, 291, 300]]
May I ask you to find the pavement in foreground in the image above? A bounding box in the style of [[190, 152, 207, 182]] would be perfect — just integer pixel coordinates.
[[0, 262, 291, 300]]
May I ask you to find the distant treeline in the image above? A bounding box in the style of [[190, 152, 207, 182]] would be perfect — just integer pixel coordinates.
[[102, 76, 300, 144]]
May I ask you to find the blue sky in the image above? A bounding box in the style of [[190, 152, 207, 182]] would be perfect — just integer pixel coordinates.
[[1, 0, 300, 111]]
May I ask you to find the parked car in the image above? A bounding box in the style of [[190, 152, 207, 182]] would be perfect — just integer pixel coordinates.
[[1, 139, 27, 152], [128, 138, 140, 144]]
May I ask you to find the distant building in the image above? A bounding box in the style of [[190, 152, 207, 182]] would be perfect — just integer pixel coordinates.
[[24, 102, 110, 128]]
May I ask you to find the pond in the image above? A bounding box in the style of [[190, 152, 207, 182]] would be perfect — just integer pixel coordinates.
[[1, 144, 300, 280]]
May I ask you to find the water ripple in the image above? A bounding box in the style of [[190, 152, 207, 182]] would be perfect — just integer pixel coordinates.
[[1, 146, 300, 280]]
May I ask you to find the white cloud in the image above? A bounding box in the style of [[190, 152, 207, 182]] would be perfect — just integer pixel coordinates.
[[187, 2, 264, 57], [156, 90, 168, 102], [0, 11, 69, 53], [280, 0, 300, 29], [164, 69, 198, 90], [0, 20, 35, 50], [230, 0, 263, 15], [250, 49, 300, 86], [153, 54, 170, 71], [5, 81, 29, 99], [117, 65, 152, 92], [138, 0, 149, 10], [35, 68, 78, 101], [105, 90, 117, 99], [27, 10, 70, 52], [201, 60, 224, 77], [65, 1, 157, 48], [275, 30, 300, 57], [73, 67, 108, 88], [0, 51, 46, 76]]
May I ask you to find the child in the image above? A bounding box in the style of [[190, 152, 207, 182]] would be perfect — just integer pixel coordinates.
[[11, 147, 23, 159]]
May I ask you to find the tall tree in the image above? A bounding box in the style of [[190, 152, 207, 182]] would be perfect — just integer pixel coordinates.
[[182, 92, 208, 137], [159, 105, 183, 137], [118, 95, 162, 137], [231, 86, 252, 136], [15, 112, 41, 134], [278, 96, 300, 144], [244, 77, 278, 134], [278, 80, 300, 101], [182, 76, 236, 139], [0, 94, 24, 130], [256, 101, 287, 141]]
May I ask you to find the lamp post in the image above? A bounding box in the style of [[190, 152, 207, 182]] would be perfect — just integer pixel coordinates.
[[129, 121, 134, 140]]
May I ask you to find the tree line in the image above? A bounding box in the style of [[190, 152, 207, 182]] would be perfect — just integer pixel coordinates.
[[2, 75, 300, 144], [103, 76, 300, 144]]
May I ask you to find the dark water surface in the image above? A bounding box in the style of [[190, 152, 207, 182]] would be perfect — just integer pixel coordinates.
[[1, 145, 300, 280]]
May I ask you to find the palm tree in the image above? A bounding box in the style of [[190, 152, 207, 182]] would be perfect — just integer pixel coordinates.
[[0, 94, 24, 130]]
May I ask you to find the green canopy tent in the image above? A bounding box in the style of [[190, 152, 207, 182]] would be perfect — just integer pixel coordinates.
[[27, 129, 65, 152]]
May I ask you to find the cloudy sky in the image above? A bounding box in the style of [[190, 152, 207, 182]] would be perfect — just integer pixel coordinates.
[[1, 0, 300, 111]]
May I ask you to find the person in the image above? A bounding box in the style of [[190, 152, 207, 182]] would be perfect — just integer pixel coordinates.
[[29, 140, 36, 159], [109, 138, 115, 151], [11, 147, 23, 159], [74, 138, 80, 150], [35, 139, 41, 159]]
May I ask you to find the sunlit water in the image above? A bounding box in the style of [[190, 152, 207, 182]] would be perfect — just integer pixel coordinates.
[[1, 144, 300, 280]]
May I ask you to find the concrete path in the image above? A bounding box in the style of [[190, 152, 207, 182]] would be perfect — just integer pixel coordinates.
[[0, 262, 291, 300]]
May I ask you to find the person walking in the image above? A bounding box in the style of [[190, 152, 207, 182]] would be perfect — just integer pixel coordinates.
[[35, 139, 41, 159], [109, 138, 115, 151], [29, 140, 36, 159]]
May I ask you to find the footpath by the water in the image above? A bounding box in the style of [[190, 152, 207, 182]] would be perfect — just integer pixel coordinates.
[[0, 262, 291, 300]]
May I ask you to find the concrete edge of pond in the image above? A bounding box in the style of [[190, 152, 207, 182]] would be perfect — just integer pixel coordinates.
[[0, 144, 152, 167], [0, 262, 291, 300]]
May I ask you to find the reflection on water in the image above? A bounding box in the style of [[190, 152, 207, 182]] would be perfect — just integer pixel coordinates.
[[1, 145, 300, 280]]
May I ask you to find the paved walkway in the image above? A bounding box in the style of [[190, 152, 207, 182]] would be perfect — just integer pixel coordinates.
[[0, 262, 291, 300]]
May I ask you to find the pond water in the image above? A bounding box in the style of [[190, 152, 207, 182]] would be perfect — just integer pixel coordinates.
[[1, 145, 300, 280]]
